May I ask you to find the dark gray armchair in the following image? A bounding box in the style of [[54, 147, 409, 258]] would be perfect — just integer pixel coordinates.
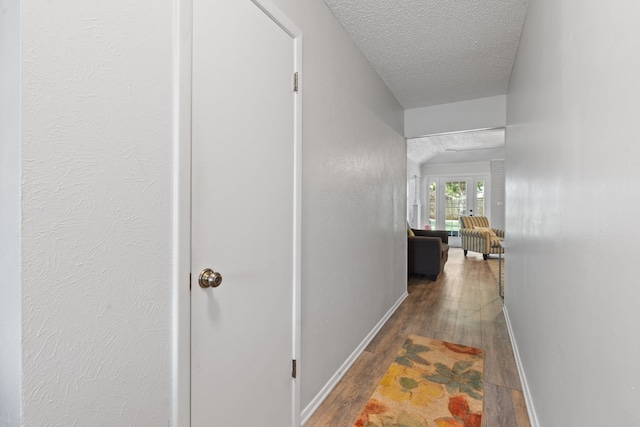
[[408, 229, 449, 280]]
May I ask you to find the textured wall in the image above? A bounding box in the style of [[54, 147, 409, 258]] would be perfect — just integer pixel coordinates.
[[422, 161, 490, 177], [13, 1, 405, 424], [0, 0, 22, 424], [408, 159, 421, 226], [270, 0, 407, 414], [506, 0, 640, 425], [407, 157, 421, 180], [20, 1, 174, 424]]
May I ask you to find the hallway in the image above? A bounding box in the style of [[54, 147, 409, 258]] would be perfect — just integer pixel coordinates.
[[305, 248, 530, 426]]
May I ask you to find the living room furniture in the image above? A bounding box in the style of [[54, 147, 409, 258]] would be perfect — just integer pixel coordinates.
[[459, 216, 504, 260], [408, 229, 449, 280]]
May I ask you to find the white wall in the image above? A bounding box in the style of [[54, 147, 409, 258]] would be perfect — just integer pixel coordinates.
[[270, 0, 407, 417], [506, 1, 640, 425], [17, 2, 174, 425], [405, 95, 506, 138], [6, 1, 406, 424], [0, 0, 22, 424], [407, 158, 421, 227], [422, 161, 490, 177], [407, 157, 421, 179]]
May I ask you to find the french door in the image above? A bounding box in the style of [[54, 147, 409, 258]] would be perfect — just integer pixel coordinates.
[[427, 176, 488, 236]]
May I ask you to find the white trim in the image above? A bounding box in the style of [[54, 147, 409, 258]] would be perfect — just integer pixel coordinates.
[[412, 126, 505, 139], [251, 0, 300, 38], [300, 291, 409, 425], [292, 34, 303, 427], [180, 1, 302, 423], [172, 0, 192, 425], [250, 1, 304, 424], [425, 174, 492, 231], [503, 305, 540, 427], [177, 2, 302, 423]]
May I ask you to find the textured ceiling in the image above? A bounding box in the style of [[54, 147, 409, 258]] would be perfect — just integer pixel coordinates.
[[407, 128, 505, 165], [323, 0, 528, 108]]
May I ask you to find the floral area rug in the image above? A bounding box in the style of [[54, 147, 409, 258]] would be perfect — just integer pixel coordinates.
[[353, 335, 484, 427]]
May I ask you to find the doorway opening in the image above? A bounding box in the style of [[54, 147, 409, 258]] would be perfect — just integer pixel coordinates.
[[427, 176, 488, 247]]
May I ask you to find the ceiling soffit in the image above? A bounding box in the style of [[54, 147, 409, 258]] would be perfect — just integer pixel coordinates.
[[407, 128, 505, 165]]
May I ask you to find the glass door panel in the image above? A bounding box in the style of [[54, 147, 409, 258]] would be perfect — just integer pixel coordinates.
[[428, 175, 489, 244], [444, 180, 467, 236], [476, 180, 485, 217]]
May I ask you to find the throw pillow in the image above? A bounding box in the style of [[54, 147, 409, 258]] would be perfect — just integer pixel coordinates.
[[473, 226, 497, 237], [408, 228, 415, 237]]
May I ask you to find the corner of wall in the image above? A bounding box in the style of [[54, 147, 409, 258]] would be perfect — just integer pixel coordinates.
[[502, 305, 540, 427], [0, 0, 23, 424], [301, 292, 408, 424]]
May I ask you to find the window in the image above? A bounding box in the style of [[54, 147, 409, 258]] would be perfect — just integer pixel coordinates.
[[444, 180, 466, 236], [476, 180, 485, 216]]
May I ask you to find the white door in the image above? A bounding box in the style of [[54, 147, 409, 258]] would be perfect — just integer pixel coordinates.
[[191, 1, 299, 425]]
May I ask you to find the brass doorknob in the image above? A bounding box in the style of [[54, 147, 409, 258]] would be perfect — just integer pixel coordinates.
[[199, 268, 223, 288]]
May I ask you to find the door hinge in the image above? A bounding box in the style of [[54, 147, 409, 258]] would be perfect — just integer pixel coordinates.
[[189, 273, 192, 291], [292, 359, 297, 378], [293, 72, 299, 93]]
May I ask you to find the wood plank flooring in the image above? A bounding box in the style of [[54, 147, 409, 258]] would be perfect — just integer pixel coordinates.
[[304, 248, 530, 427]]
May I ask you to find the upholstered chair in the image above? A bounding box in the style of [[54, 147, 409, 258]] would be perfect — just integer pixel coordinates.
[[408, 229, 449, 280], [459, 216, 504, 260]]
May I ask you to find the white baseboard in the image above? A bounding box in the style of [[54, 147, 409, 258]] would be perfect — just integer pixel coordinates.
[[300, 291, 409, 425], [503, 305, 540, 427]]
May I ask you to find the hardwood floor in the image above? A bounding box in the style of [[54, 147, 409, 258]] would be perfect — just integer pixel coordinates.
[[304, 248, 531, 427]]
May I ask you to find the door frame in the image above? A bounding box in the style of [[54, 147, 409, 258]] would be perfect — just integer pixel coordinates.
[[172, 1, 303, 425], [426, 174, 491, 232]]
